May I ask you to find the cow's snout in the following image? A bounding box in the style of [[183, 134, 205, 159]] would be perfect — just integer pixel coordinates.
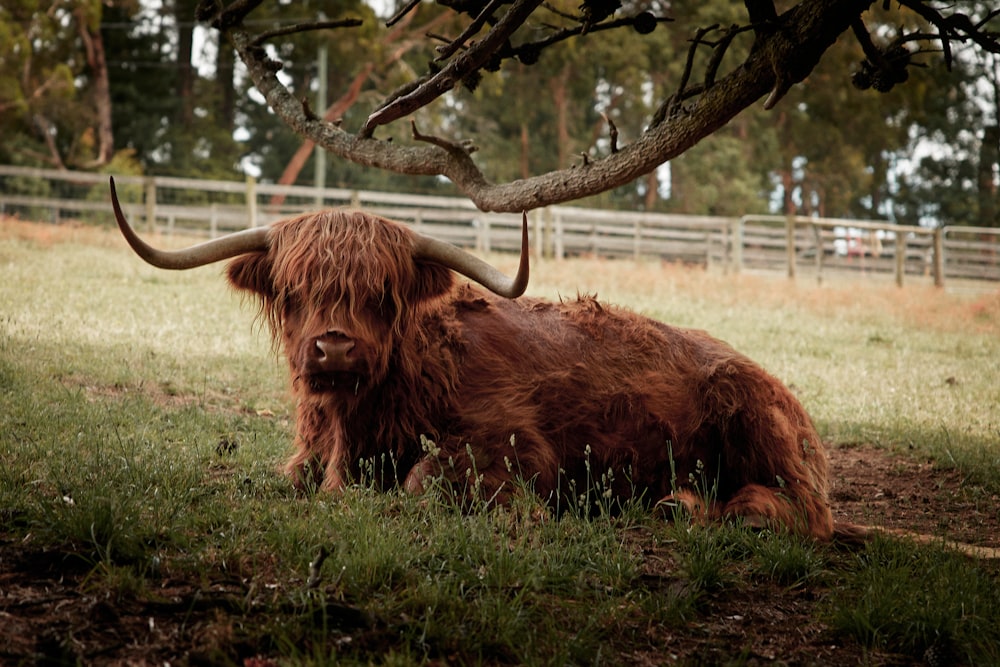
[[307, 330, 356, 372]]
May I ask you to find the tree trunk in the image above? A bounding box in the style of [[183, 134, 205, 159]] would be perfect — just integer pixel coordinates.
[[781, 168, 795, 216], [175, 0, 197, 127], [216, 36, 236, 132], [77, 6, 114, 167], [551, 65, 572, 168], [520, 123, 530, 180], [978, 125, 999, 226], [644, 169, 659, 210], [32, 114, 66, 169]]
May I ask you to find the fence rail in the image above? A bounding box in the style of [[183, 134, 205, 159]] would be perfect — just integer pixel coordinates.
[[2, 165, 998, 286]]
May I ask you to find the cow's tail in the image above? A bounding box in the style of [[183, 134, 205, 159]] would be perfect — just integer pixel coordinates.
[[833, 521, 1000, 559]]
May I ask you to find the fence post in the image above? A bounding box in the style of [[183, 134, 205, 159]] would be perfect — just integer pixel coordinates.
[[144, 177, 157, 233], [531, 209, 544, 262], [732, 217, 744, 273], [553, 209, 564, 260], [541, 208, 552, 259], [478, 216, 490, 254], [933, 228, 944, 287], [210, 203, 218, 239], [811, 223, 824, 284], [894, 231, 906, 287], [245, 175, 258, 229], [786, 215, 796, 279]]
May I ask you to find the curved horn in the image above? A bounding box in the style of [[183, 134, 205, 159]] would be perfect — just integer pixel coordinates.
[[413, 212, 530, 298], [110, 176, 270, 270]]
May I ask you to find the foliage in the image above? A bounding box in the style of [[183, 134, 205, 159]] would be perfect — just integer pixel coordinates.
[[0, 0, 93, 167]]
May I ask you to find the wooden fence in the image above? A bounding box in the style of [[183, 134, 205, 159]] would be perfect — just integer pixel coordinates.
[[2, 165, 998, 286]]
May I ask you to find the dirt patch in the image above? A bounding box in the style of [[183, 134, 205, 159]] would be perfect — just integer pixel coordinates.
[[829, 444, 1000, 552], [2, 445, 998, 666], [57, 373, 279, 419]]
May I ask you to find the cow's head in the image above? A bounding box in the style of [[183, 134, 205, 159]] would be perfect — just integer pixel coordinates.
[[110, 177, 529, 402]]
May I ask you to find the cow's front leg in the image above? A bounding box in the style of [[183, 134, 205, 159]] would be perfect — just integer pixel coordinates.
[[284, 443, 346, 494], [403, 439, 518, 508], [403, 457, 436, 495]]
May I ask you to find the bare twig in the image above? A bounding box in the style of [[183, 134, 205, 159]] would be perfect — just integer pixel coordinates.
[[704, 24, 752, 87], [893, 0, 957, 67], [412, 120, 477, 154], [306, 546, 329, 589], [211, 0, 265, 29], [386, 0, 422, 27], [601, 112, 619, 154], [435, 0, 508, 60], [851, 18, 886, 67], [654, 25, 718, 124], [250, 18, 363, 47], [514, 13, 674, 58], [362, 0, 545, 136], [895, 0, 1000, 57], [540, 1, 579, 22]]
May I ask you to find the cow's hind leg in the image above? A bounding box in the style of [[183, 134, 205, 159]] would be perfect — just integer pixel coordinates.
[[721, 483, 833, 540], [656, 484, 834, 539], [654, 489, 715, 523]]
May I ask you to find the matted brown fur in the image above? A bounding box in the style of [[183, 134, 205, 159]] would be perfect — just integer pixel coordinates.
[[226, 210, 834, 539]]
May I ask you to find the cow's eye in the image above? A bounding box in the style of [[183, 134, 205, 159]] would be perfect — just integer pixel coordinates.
[[280, 292, 302, 319], [373, 285, 397, 320]]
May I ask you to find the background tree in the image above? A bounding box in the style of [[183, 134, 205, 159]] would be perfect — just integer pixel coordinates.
[[0, 0, 113, 169]]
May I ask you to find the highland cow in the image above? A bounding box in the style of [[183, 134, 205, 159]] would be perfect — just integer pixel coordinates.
[[111, 178, 834, 539]]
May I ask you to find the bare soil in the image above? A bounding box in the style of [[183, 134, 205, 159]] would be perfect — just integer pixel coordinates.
[[2, 444, 998, 666]]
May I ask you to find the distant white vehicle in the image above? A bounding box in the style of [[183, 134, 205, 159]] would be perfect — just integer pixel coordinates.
[[832, 226, 894, 257]]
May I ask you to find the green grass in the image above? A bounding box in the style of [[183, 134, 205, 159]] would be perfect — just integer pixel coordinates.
[[828, 537, 1000, 663], [2, 220, 1000, 664]]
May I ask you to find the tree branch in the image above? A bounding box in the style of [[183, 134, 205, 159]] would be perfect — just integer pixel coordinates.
[[228, 0, 869, 211], [386, 0, 422, 27], [220, 0, 1000, 212]]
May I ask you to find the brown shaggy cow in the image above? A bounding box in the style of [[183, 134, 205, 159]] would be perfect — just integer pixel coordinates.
[[110, 178, 834, 540]]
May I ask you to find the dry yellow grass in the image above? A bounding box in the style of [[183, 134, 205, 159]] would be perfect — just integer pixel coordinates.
[[7, 215, 994, 338]]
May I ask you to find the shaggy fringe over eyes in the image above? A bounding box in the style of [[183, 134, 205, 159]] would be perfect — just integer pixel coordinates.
[[258, 210, 419, 345]]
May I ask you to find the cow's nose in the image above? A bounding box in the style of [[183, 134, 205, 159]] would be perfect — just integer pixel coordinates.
[[310, 331, 356, 370]]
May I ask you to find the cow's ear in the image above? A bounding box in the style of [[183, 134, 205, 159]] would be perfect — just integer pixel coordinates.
[[410, 260, 455, 304], [227, 252, 276, 300]]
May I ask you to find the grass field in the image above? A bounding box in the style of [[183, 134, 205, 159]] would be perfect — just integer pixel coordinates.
[[2, 217, 1000, 665]]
